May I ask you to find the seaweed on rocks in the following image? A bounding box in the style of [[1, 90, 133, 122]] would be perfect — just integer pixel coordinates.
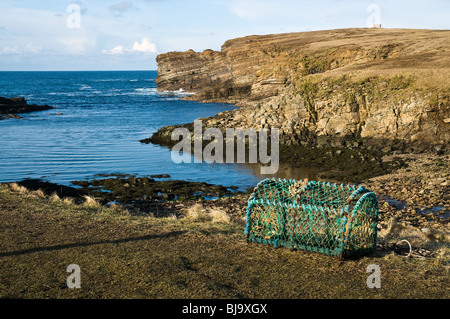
[[71, 175, 241, 204]]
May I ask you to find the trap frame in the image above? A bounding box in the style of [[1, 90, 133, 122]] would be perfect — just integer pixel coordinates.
[[245, 178, 379, 258]]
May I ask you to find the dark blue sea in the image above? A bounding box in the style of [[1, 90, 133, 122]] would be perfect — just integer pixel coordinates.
[[0, 71, 313, 191]]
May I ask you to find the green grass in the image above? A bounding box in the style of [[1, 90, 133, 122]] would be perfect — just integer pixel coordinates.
[[0, 185, 448, 299]]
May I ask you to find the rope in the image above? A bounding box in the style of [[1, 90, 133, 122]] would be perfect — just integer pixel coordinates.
[[376, 240, 435, 259], [396, 240, 412, 258]]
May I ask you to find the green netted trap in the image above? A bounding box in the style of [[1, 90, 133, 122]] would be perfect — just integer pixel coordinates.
[[245, 179, 379, 258]]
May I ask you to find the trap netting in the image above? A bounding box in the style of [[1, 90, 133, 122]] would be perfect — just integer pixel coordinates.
[[245, 178, 379, 257]]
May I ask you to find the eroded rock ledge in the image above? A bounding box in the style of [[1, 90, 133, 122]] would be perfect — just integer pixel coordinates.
[[150, 28, 450, 155]]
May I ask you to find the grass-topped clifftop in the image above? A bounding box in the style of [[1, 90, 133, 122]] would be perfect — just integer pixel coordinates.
[[158, 28, 450, 102]]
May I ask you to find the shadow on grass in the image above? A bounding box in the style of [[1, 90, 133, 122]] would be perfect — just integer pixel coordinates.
[[0, 231, 186, 258]]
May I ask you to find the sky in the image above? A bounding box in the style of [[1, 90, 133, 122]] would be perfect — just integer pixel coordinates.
[[0, 0, 449, 71]]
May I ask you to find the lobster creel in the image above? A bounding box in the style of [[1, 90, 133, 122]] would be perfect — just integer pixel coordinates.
[[245, 178, 379, 258]]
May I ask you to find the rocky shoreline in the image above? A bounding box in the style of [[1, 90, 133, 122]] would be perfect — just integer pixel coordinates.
[[138, 29, 450, 237], [142, 119, 408, 183], [215, 153, 449, 237], [8, 175, 244, 213], [365, 153, 449, 241], [0, 96, 54, 119], [2, 152, 448, 245]]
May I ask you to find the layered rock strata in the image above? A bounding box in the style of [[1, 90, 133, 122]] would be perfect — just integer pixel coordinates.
[[151, 28, 450, 153]]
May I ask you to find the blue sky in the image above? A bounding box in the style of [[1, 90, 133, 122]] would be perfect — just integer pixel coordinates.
[[0, 0, 449, 71]]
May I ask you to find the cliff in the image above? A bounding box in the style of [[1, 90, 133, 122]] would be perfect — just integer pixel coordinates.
[[152, 28, 450, 155]]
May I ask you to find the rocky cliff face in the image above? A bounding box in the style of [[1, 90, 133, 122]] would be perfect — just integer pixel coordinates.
[[153, 28, 450, 153]]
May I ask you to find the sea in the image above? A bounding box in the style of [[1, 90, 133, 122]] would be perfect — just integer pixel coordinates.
[[0, 71, 315, 191]]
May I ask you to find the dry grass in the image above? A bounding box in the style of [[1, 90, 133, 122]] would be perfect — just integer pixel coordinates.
[[167, 213, 178, 220], [32, 189, 46, 199], [62, 197, 75, 205], [18, 186, 29, 194], [9, 182, 20, 192], [49, 192, 61, 203], [108, 202, 121, 211], [209, 208, 231, 224], [185, 203, 210, 221], [82, 195, 101, 208], [185, 203, 231, 224], [8, 182, 29, 195], [322, 67, 450, 92]]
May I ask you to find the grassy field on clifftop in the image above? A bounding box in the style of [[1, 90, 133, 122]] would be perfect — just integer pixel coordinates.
[[0, 182, 448, 299]]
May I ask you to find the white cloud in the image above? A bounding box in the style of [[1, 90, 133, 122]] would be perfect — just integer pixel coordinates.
[[0, 43, 42, 55], [102, 45, 126, 55], [1, 46, 21, 55], [102, 37, 157, 55], [131, 37, 157, 53], [58, 37, 95, 55], [24, 43, 42, 53]]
